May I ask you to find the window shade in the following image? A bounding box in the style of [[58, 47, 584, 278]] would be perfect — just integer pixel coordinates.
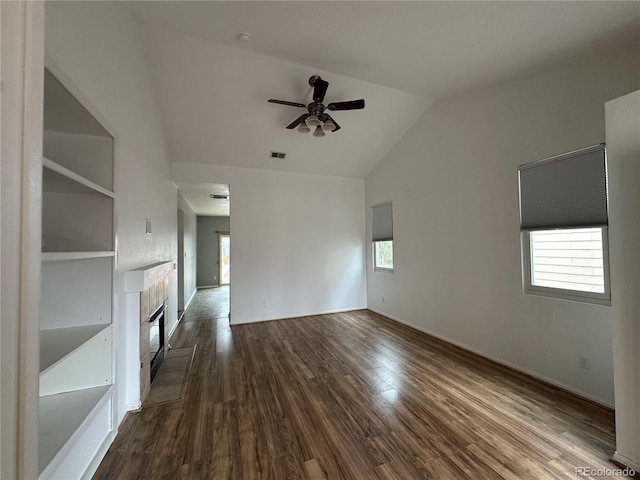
[[372, 202, 393, 241], [518, 144, 607, 230]]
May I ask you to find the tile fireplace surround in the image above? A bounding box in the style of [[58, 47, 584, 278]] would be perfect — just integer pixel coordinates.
[[125, 261, 172, 405]]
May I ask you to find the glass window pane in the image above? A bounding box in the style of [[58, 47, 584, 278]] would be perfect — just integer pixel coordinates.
[[530, 228, 604, 293], [374, 241, 393, 270]]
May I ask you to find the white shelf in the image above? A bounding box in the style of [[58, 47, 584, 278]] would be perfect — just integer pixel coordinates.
[[43, 157, 114, 198], [40, 324, 110, 374], [42, 251, 114, 262], [38, 385, 112, 475]]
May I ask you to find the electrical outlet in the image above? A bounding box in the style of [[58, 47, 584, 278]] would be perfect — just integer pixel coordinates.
[[579, 356, 591, 371], [263, 300, 269, 308], [382, 296, 385, 303]]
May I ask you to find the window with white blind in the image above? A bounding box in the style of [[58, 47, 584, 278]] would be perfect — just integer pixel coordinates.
[[518, 144, 610, 304]]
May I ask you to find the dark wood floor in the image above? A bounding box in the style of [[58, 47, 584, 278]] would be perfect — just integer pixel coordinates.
[[94, 290, 628, 479]]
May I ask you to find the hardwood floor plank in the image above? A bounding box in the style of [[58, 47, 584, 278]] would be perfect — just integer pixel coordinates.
[[94, 290, 629, 479]]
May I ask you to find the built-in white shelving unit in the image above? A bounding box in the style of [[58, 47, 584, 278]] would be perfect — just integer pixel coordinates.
[[39, 68, 115, 479]]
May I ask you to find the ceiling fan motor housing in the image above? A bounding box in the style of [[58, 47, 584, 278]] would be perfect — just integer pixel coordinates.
[[308, 75, 322, 86]]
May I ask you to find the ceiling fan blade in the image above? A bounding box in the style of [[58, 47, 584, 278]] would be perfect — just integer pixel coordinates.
[[286, 113, 310, 129], [325, 114, 341, 132], [327, 99, 365, 111], [312, 78, 329, 103], [268, 99, 306, 108]]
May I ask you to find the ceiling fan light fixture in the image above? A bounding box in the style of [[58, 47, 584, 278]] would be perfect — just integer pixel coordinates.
[[307, 115, 321, 127], [313, 125, 325, 138], [298, 122, 310, 133], [322, 120, 336, 132]]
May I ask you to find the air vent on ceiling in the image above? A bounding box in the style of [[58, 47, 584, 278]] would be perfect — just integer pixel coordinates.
[[210, 194, 229, 200], [270, 151, 287, 159]]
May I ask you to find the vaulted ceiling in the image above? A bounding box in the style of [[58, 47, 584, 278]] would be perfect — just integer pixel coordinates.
[[125, 1, 640, 214]]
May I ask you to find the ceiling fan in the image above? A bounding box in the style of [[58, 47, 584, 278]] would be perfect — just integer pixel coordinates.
[[268, 75, 365, 137]]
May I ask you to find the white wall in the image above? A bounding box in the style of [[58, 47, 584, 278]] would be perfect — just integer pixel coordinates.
[[366, 50, 640, 406], [45, 2, 177, 423], [607, 89, 640, 470], [173, 163, 367, 324], [177, 191, 197, 311]]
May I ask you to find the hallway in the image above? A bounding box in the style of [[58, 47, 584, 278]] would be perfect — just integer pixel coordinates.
[[182, 286, 230, 323]]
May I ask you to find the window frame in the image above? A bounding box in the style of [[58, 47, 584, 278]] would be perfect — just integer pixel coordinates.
[[372, 201, 394, 274], [521, 226, 611, 305], [373, 239, 394, 273]]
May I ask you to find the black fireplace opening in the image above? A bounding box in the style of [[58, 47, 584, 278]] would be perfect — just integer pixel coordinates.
[[149, 303, 166, 382]]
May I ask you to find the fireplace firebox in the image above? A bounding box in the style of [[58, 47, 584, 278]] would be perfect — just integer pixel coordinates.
[[149, 303, 165, 382]]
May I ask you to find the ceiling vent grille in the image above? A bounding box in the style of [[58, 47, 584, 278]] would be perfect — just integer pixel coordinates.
[[270, 151, 287, 159], [210, 194, 229, 200]]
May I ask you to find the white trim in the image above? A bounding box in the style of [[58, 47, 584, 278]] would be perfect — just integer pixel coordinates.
[[123, 402, 141, 417], [368, 307, 614, 409], [197, 284, 219, 289], [229, 306, 366, 325], [80, 429, 116, 480], [184, 288, 197, 310], [168, 317, 181, 339], [7, 3, 46, 479], [612, 452, 640, 472], [169, 288, 197, 339]]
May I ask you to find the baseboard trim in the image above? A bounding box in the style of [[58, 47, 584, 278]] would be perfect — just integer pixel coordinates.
[[124, 401, 141, 415], [367, 307, 614, 410], [197, 284, 218, 289], [80, 429, 116, 480], [229, 306, 367, 325], [184, 288, 196, 310], [612, 452, 640, 472]]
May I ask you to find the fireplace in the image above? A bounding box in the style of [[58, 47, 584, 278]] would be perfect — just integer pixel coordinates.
[[125, 260, 172, 405], [149, 303, 166, 382]]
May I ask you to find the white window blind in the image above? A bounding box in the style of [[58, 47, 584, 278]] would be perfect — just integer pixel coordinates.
[[518, 144, 607, 230], [372, 202, 393, 241]]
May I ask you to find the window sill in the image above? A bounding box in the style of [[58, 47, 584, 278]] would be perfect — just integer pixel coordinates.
[[524, 287, 611, 306], [374, 267, 394, 274]]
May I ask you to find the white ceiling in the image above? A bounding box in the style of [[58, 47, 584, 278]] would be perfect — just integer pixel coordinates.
[[125, 1, 640, 215], [177, 183, 230, 216]]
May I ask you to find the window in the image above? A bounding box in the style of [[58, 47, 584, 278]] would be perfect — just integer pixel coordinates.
[[523, 227, 610, 302], [518, 144, 610, 304], [374, 241, 394, 270], [372, 202, 393, 272]]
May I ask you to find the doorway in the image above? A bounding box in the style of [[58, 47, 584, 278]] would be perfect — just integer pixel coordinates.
[[219, 233, 230, 286]]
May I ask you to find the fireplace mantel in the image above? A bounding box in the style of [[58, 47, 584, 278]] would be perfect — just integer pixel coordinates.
[[125, 261, 173, 293]]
